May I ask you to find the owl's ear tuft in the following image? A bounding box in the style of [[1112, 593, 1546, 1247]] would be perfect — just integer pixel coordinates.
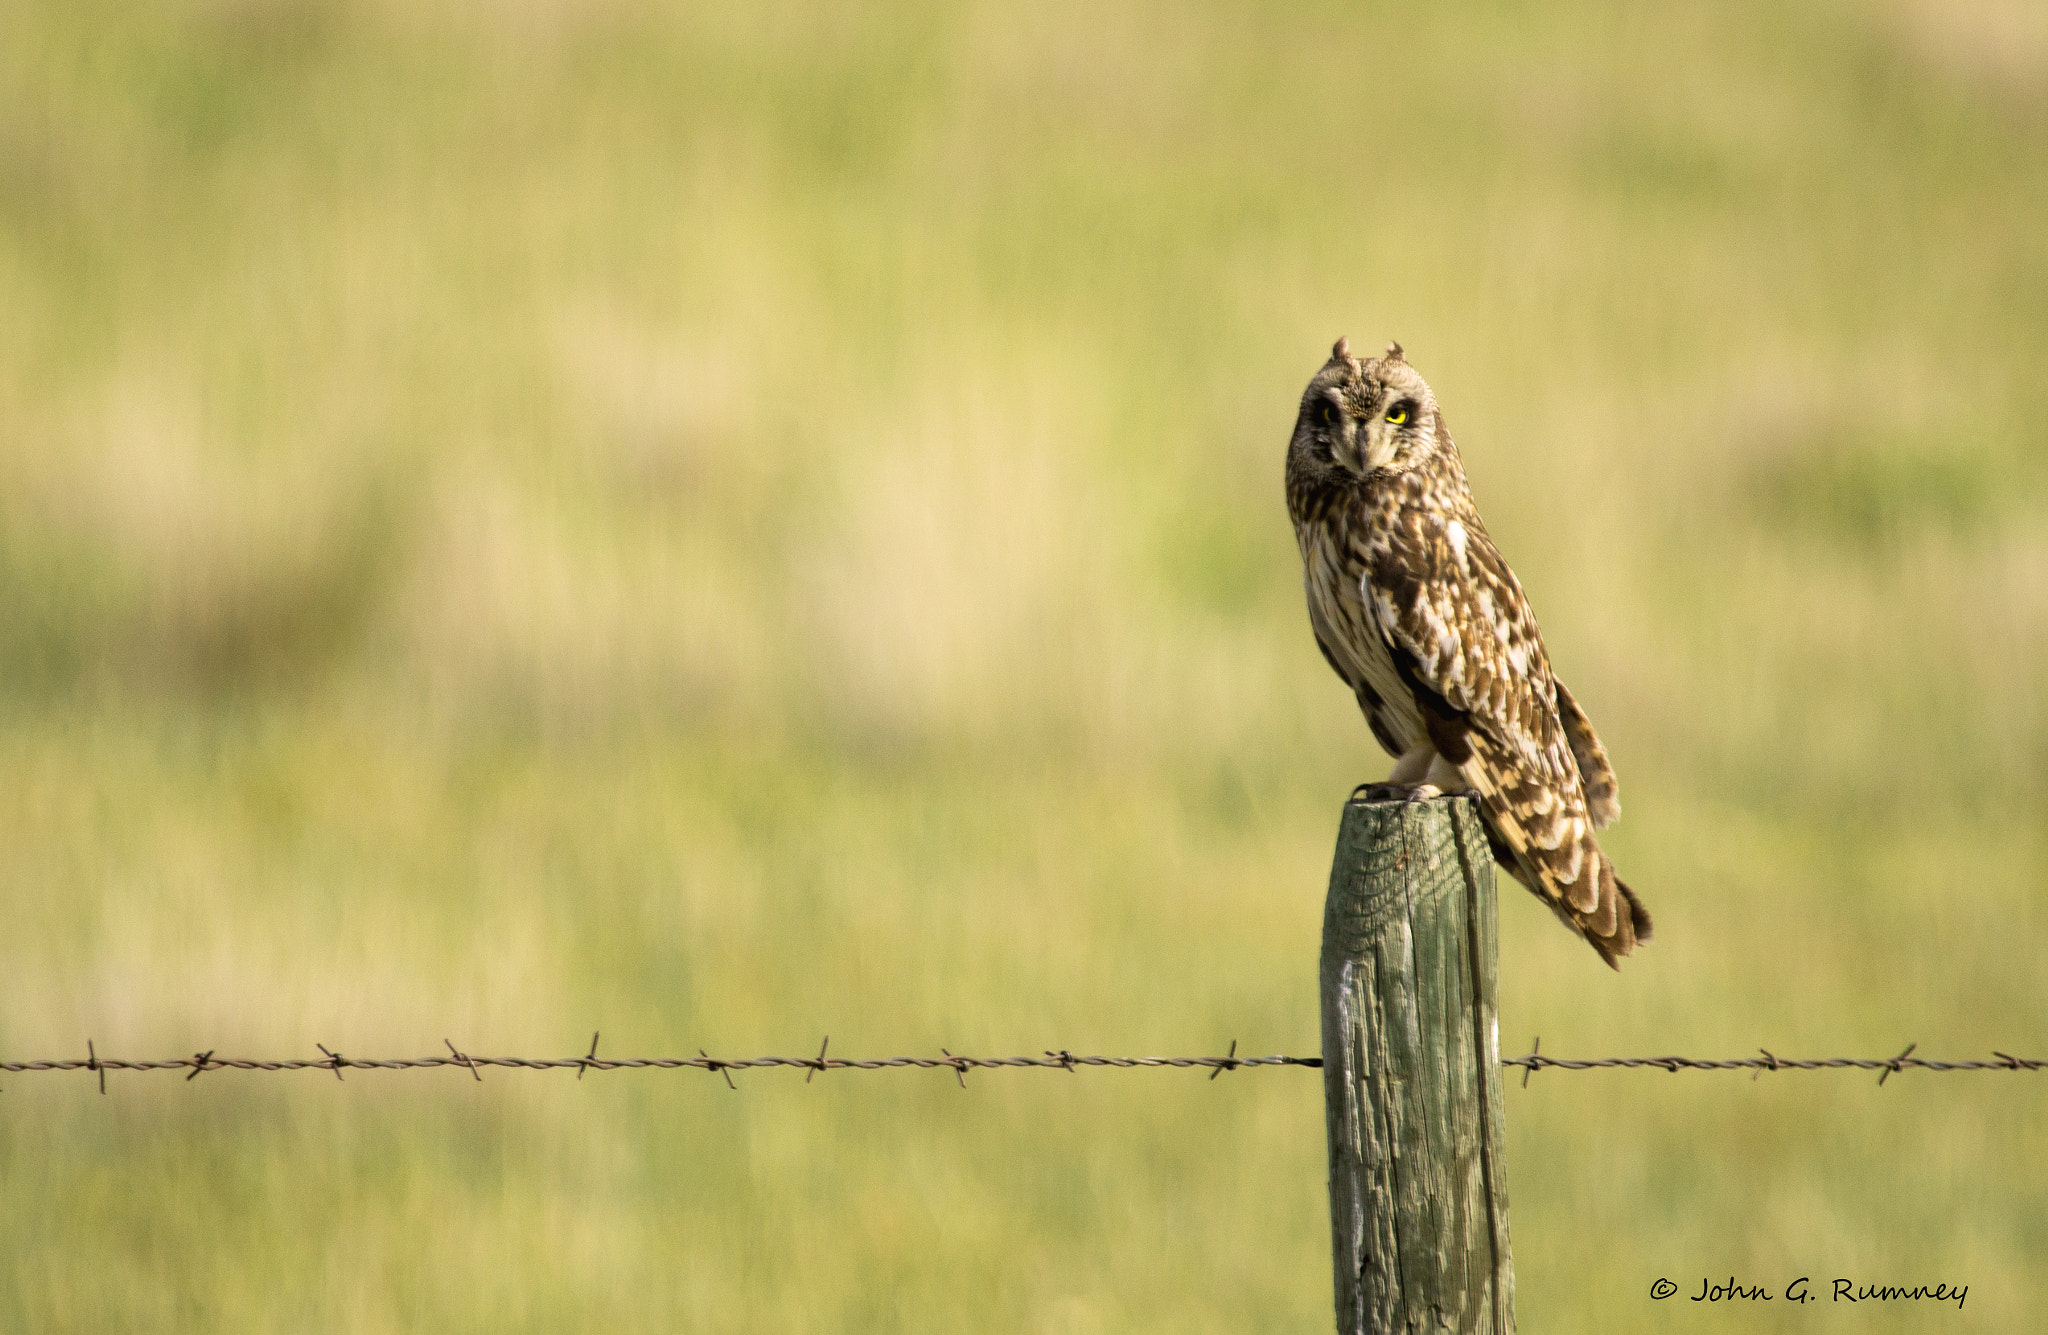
[[1384, 341, 1405, 362], [1331, 336, 1351, 362]]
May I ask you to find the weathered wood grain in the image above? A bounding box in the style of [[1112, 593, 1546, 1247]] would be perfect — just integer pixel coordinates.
[[1321, 796, 1515, 1334]]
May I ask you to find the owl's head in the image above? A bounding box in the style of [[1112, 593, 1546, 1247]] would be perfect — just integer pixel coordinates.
[[1291, 337, 1442, 478]]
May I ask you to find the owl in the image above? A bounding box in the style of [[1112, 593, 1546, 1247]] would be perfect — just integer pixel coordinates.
[[1285, 338, 1651, 967]]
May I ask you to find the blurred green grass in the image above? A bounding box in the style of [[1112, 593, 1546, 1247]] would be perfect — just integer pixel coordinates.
[[3, 0, 2045, 1329]]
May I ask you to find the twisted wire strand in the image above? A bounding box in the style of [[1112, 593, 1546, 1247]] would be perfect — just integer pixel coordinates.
[[4, 1038, 2042, 1088]]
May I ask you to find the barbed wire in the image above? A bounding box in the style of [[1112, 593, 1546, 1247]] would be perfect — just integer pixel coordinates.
[[1506, 1037, 2047, 1086], [2, 1036, 2042, 1092], [1, 1036, 1311, 1092]]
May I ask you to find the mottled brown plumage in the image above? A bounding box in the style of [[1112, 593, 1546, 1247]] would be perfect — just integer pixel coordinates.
[[1285, 338, 1651, 967]]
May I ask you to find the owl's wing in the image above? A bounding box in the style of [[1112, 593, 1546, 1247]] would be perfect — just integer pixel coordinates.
[[1553, 676, 1620, 828], [1365, 526, 1649, 965]]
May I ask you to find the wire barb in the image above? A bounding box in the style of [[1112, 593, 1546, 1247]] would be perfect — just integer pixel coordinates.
[[577, 1032, 601, 1081], [1878, 1041, 1917, 1087], [941, 1048, 968, 1087], [1209, 1039, 1239, 1080], [316, 1043, 346, 1082], [89, 1039, 105, 1095], [1520, 1036, 1541, 1088], [445, 1039, 482, 1082], [805, 1036, 829, 1083], [700, 1049, 735, 1089], [185, 1050, 214, 1081]]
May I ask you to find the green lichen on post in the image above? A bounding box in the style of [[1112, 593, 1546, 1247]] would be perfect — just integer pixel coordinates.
[[1320, 796, 1515, 1334]]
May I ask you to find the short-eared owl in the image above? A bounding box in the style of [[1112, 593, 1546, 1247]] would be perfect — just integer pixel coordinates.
[[1285, 338, 1651, 966]]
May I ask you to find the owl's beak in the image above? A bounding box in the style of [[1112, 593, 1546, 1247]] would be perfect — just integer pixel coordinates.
[[1356, 422, 1396, 473], [1336, 426, 1371, 476]]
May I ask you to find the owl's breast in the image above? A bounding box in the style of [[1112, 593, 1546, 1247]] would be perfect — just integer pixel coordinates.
[[1298, 517, 1428, 756]]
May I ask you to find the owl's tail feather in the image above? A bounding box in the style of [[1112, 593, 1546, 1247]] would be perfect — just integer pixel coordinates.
[[1616, 875, 1653, 944], [1562, 854, 1651, 969], [1486, 826, 1652, 969]]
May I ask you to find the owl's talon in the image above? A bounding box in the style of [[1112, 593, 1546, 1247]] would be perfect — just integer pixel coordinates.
[[1353, 782, 1441, 804]]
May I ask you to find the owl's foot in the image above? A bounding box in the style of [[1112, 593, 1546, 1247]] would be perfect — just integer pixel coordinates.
[[1351, 782, 1445, 805]]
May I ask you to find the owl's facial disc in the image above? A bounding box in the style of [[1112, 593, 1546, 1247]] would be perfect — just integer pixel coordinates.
[[1356, 360, 1436, 473], [1359, 396, 1420, 471], [1294, 384, 1359, 473], [1292, 343, 1434, 478], [1360, 416, 1397, 472]]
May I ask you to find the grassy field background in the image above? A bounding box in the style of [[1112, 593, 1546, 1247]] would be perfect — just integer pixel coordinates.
[[3, 1, 2045, 1329]]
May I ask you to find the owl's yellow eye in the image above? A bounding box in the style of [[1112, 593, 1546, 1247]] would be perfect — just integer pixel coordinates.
[[1385, 403, 1411, 426]]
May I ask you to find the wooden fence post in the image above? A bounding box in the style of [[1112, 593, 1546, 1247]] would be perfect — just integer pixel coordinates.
[[1320, 795, 1515, 1334]]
